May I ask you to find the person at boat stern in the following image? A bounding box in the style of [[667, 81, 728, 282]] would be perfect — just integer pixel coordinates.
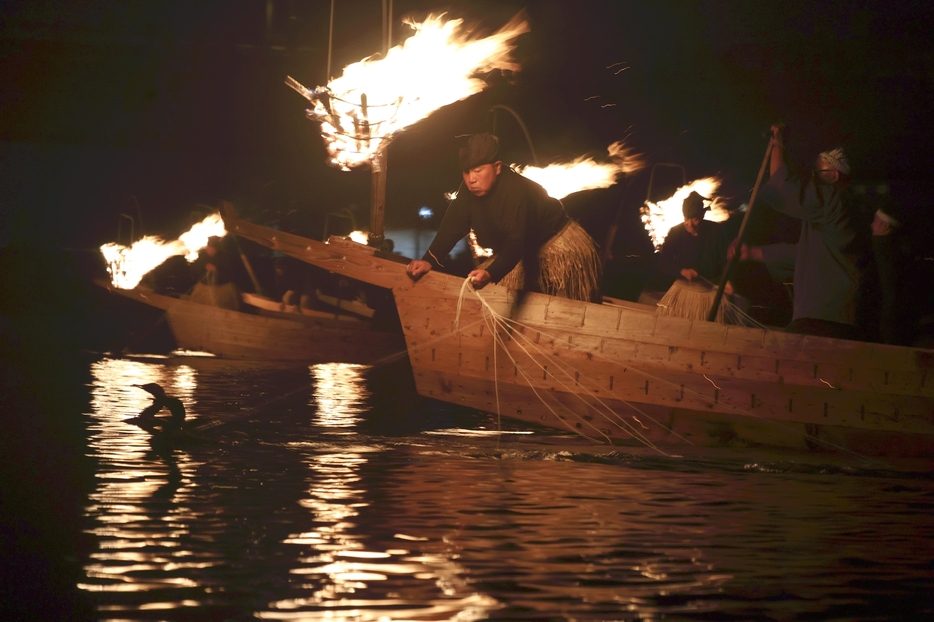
[[189, 235, 241, 310], [756, 124, 860, 340], [405, 132, 602, 302]]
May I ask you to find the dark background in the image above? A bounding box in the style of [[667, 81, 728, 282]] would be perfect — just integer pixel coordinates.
[[2, 0, 932, 250], [1, 2, 933, 618]]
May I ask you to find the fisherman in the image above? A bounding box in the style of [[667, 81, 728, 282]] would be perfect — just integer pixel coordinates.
[[755, 124, 860, 339], [405, 132, 603, 302], [189, 235, 241, 310], [656, 191, 729, 287]]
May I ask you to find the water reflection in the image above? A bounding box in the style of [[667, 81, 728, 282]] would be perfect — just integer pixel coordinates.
[[261, 363, 499, 621], [79, 358, 210, 611]]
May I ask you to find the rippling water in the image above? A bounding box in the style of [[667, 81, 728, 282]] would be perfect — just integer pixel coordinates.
[[73, 355, 934, 621]]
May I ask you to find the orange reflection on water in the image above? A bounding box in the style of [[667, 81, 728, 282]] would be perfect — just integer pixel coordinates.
[[262, 363, 499, 620], [79, 357, 212, 606], [310, 363, 370, 431]]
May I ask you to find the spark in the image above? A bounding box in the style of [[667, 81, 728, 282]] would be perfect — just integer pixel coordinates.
[[819, 378, 836, 389], [703, 375, 721, 390], [631, 416, 650, 430]]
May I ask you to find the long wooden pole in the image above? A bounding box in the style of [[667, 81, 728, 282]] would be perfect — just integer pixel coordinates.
[[706, 139, 773, 321], [361, 90, 387, 249], [219, 201, 264, 295]]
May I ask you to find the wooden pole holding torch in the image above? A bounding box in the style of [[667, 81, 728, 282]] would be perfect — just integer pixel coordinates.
[[361, 92, 386, 248]]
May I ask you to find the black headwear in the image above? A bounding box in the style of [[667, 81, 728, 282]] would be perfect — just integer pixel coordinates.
[[682, 191, 709, 220], [459, 133, 500, 170]]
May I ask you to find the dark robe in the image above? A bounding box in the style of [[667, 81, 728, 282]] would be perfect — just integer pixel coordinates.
[[758, 165, 860, 326], [423, 168, 568, 283], [655, 220, 728, 288]]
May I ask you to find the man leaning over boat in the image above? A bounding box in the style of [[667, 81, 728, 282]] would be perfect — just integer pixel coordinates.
[[405, 133, 603, 302]]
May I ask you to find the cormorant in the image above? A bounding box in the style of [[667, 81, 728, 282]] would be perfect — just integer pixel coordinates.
[[125, 383, 186, 435]]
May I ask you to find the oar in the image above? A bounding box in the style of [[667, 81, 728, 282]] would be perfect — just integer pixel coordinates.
[[219, 201, 266, 296], [706, 136, 774, 322]]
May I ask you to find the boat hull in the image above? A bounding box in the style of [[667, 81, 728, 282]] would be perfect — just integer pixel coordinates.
[[96, 279, 405, 364]]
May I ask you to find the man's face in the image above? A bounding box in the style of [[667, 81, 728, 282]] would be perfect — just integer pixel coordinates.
[[684, 217, 701, 236], [814, 158, 839, 185], [463, 162, 502, 197]]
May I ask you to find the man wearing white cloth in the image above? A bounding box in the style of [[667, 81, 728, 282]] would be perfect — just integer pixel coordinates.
[[758, 125, 860, 339]]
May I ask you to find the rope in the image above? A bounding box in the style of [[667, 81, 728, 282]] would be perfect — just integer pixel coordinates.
[[450, 277, 888, 467], [457, 277, 680, 454]]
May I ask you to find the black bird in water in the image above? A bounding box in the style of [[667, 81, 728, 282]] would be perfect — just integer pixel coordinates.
[[125, 382, 186, 435]]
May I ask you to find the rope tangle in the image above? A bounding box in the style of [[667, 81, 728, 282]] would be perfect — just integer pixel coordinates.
[[450, 276, 885, 466]]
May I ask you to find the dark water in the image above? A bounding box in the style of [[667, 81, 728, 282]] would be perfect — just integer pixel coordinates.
[[42, 353, 927, 622]]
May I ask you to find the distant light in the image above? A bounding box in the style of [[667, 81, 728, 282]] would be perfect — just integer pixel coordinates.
[[418, 207, 434, 220]]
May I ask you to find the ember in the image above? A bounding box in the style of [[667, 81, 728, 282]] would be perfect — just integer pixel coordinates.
[[640, 178, 729, 250], [100, 213, 226, 289]]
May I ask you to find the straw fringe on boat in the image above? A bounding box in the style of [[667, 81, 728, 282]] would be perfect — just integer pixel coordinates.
[[480, 220, 602, 302], [189, 281, 241, 311], [655, 279, 754, 325]]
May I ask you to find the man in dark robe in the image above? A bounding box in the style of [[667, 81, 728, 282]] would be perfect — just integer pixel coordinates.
[[406, 133, 602, 302], [652, 191, 728, 290]]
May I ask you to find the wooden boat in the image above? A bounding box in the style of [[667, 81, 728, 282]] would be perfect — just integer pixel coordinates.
[[223, 209, 934, 459], [95, 278, 405, 364]]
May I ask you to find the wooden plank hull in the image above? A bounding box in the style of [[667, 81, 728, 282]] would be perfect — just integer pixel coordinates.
[[224, 212, 934, 458], [96, 279, 405, 364]]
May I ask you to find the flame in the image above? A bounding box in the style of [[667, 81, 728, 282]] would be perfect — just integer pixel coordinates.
[[100, 213, 226, 289], [640, 178, 730, 250], [513, 142, 644, 200], [292, 13, 529, 170], [348, 231, 369, 245], [468, 230, 493, 258]]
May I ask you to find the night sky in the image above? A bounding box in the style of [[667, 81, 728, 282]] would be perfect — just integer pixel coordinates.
[[1, 0, 932, 252]]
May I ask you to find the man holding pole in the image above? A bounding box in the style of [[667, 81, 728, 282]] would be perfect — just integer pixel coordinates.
[[406, 133, 602, 302], [750, 125, 861, 339]]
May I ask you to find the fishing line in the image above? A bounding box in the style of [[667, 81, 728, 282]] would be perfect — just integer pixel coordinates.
[[455, 280, 892, 469], [458, 278, 677, 453], [491, 314, 688, 451]]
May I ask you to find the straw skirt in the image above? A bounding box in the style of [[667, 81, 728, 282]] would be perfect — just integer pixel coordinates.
[[479, 220, 602, 303]]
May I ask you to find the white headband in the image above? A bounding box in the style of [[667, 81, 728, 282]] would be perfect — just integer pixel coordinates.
[[819, 147, 850, 175]]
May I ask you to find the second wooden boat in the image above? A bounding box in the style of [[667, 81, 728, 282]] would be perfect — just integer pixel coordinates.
[[95, 279, 406, 365]]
